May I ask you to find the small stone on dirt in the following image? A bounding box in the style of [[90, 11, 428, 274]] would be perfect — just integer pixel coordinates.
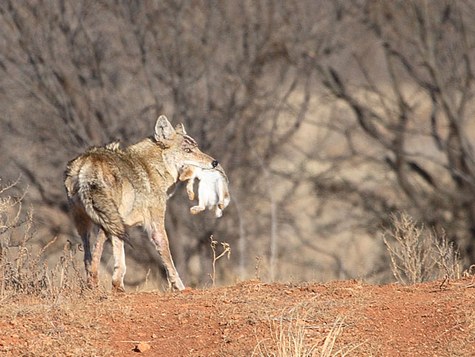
[[133, 342, 151, 353]]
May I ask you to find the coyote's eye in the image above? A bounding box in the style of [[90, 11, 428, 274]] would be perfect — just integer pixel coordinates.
[[184, 148, 192, 153]]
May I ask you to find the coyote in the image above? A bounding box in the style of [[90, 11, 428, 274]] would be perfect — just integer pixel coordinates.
[[64, 115, 218, 291], [179, 164, 230, 217]]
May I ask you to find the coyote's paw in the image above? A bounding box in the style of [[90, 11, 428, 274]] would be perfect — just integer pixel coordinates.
[[112, 283, 126, 293], [190, 206, 205, 215]]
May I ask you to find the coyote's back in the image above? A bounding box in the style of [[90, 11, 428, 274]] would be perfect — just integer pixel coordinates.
[[65, 115, 218, 291]]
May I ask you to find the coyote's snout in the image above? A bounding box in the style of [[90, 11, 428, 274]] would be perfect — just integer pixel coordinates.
[[64, 115, 217, 291]]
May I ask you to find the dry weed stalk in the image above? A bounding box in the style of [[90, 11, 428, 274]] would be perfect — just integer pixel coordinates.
[[252, 302, 358, 357], [0, 177, 25, 234], [383, 213, 462, 285], [321, 317, 354, 357], [1, 178, 88, 300], [252, 305, 317, 357], [1, 235, 87, 301], [46, 240, 89, 300], [0, 178, 36, 297], [209, 235, 231, 287], [255, 256, 263, 280], [137, 268, 152, 292]]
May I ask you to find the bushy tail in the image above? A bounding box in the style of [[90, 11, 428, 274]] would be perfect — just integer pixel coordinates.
[[65, 163, 132, 246], [77, 181, 133, 248]]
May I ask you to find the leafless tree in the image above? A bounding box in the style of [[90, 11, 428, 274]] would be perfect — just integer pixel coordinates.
[[306, 0, 475, 265], [0, 0, 320, 285], [3, 0, 473, 287]]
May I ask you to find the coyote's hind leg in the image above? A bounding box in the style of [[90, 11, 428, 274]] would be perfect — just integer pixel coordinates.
[[89, 229, 107, 288], [111, 235, 126, 292]]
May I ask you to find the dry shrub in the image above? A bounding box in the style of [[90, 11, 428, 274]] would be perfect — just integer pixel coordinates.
[[0, 178, 88, 301], [383, 212, 462, 285], [253, 302, 360, 357]]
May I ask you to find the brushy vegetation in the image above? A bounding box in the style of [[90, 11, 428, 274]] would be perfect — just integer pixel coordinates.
[[0, 179, 88, 302], [1, 177, 469, 302], [383, 212, 463, 285], [1, 179, 474, 356], [252, 302, 363, 357]]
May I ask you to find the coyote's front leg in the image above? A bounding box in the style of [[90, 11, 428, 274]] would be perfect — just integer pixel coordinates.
[[148, 219, 185, 291]]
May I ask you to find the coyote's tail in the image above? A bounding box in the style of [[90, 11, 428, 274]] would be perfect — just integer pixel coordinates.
[[78, 182, 133, 247], [67, 163, 133, 248]]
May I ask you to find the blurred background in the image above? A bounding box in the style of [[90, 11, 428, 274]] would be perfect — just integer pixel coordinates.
[[1, 0, 475, 289]]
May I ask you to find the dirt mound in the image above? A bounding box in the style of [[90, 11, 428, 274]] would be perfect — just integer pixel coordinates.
[[1, 278, 474, 356]]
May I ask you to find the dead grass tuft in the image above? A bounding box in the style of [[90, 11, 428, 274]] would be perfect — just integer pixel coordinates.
[[253, 301, 363, 357], [0, 178, 89, 302]]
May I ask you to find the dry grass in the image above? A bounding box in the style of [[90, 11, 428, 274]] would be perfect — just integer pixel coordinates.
[[2, 175, 474, 357], [253, 308, 319, 356], [252, 301, 363, 357], [0, 179, 89, 302], [0, 179, 113, 355], [383, 212, 462, 285]]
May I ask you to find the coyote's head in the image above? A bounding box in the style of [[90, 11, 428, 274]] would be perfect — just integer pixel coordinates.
[[154, 115, 218, 179]]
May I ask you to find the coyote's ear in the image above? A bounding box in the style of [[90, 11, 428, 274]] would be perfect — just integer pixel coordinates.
[[154, 115, 176, 145], [175, 123, 187, 136]]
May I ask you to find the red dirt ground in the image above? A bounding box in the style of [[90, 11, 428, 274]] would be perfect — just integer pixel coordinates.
[[0, 278, 474, 356]]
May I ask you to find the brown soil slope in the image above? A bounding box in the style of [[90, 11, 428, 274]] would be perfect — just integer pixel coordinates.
[[1, 278, 474, 356]]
